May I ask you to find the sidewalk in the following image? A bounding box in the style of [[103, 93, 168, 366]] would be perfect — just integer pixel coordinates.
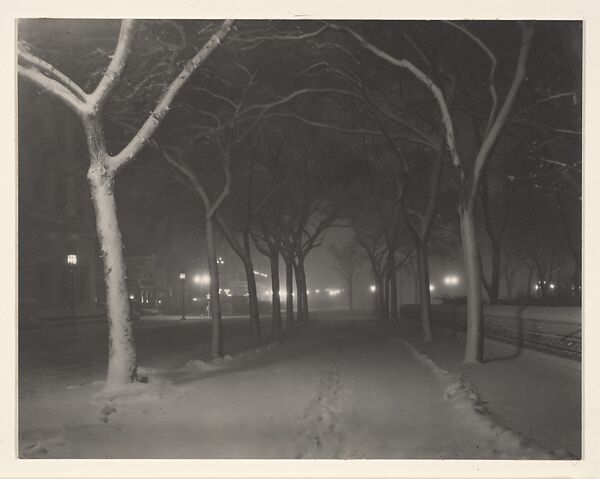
[[397, 317, 582, 457]]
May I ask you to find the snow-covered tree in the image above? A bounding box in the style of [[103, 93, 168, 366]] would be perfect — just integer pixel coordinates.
[[18, 19, 234, 387]]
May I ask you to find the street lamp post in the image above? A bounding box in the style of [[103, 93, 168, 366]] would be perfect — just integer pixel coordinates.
[[67, 253, 77, 331], [179, 272, 187, 320], [369, 285, 376, 313]]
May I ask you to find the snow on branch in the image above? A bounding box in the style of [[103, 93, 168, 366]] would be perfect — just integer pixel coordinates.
[[17, 63, 85, 114], [88, 20, 136, 110], [111, 19, 235, 175], [468, 24, 534, 209], [18, 45, 88, 103], [326, 22, 462, 171], [443, 21, 498, 136]]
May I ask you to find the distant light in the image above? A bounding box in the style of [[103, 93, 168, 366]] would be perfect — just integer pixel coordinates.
[[179, 272, 186, 280], [443, 275, 459, 286], [550, 283, 556, 290], [429, 284, 435, 292], [217, 257, 225, 265], [194, 273, 210, 285], [253, 270, 268, 278], [315, 289, 320, 294], [67, 254, 77, 266], [129, 294, 134, 300], [370, 285, 376, 293], [534, 284, 540, 291], [157, 300, 162, 304], [192, 297, 198, 302], [306, 290, 310, 295]]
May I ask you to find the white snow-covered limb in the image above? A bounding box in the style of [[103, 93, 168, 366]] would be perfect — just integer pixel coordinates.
[[468, 24, 534, 209], [18, 45, 88, 102], [111, 19, 235, 174], [443, 21, 498, 136], [326, 22, 462, 170], [17, 64, 85, 115], [88, 19, 136, 109]]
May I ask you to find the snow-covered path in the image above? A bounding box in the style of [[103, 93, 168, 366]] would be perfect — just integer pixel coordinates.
[[19, 314, 560, 459]]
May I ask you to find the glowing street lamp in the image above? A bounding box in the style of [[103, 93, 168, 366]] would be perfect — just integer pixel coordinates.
[[179, 272, 187, 320], [429, 284, 435, 292], [443, 275, 459, 286], [66, 253, 77, 331], [369, 285, 376, 293]]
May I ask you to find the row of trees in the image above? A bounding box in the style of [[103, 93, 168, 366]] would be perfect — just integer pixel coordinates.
[[19, 19, 581, 388]]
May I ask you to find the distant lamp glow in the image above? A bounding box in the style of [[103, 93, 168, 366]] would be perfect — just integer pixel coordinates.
[[369, 285, 376, 293], [179, 272, 186, 320], [429, 284, 435, 292], [315, 289, 320, 294], [67, 254, 77, 266], [217, 257, 225, 265], [549, 283, 556, 290], [192, 297, 198, 302], [194, 273, 210, 285], [443, 275, 459, 286], [129, 294, 134, 300]]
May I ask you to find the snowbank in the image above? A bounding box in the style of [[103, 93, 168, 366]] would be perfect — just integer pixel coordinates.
[[401, 339, 559, 459]]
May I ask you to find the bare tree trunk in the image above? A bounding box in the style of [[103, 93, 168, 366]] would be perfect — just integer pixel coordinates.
[[387, 252, 398, 322], [382, 271, 390, 320], [243, 231, 261, 340], [292, 260, 304, 323], [269, 252, 282, 335], [284, 255, 295, 330], [243, 257, 261, 340], [297, 258, 310, 322], [416, 242, 433, 341], [88, 163, 137, 388], [206, 217, 223, 358], [461, 208, 484, 363], [348, 277, 354, 310]]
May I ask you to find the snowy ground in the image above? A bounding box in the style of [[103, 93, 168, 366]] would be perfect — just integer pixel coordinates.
[[18, 311, 580, 459]]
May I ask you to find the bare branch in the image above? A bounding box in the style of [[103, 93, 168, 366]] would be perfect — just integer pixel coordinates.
[[88, 20, 136, 110], [468, 25, 534, 209], [18, 45, 87, 102], [326, 22, 462, 171], [18, 64, 85, 115], [444, 21, 498, 136], [111, 19, 235, 174]]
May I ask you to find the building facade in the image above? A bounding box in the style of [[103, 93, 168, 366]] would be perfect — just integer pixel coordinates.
[[19, 84, 101, 324], [125, 254, 172, 312]]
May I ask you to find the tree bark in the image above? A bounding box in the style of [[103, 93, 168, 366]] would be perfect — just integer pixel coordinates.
[[348, 277, 354, 310], [269, 252, 282, 335], [242, 231, 261, 340], [284, 255, 295, 330], [387, 252, 398, 322], [461, 207, 484, 363], [296, 257, 310, 322], [375, 275, 385, 317], [292, 260, 304, 323], [88, 162, 137, 388], [243, 256, 261, 340], [206, 217, 224, 358], [416, 241, 433, 341]]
